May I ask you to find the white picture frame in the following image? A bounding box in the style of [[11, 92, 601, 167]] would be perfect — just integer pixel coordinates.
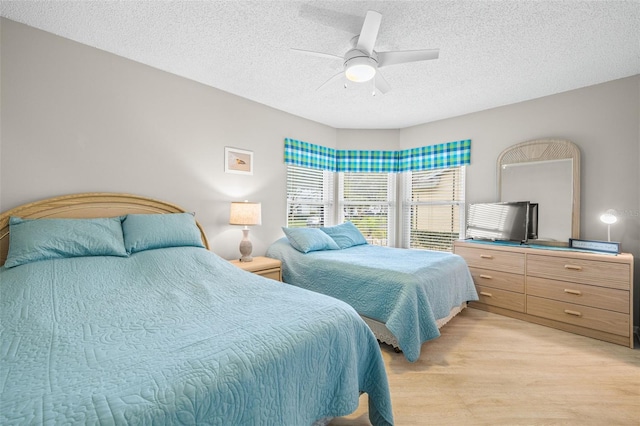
[[224, 147, 253, 175]]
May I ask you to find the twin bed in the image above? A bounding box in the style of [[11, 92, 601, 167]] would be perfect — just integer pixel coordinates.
[[266, 223, 478, 362], [0, 194, 393, 425]]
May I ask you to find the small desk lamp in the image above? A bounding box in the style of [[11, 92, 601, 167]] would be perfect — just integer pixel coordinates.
[[229, 201, 262, 262], [599, 209, 617, 242]]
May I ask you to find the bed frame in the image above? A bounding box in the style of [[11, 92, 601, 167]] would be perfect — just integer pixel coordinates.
[[0, 193, 209, 267]]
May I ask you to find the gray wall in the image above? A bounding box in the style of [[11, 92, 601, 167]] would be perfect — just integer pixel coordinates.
[[2, 19, 639, 325], [0, 18, 336, 260], [400, 77, 640, 250], [337, 129, 400, 150]]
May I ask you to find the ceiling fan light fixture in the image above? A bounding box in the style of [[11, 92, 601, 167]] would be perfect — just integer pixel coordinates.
[[344, 57, 377, 82], [293, 10, 440, 93]]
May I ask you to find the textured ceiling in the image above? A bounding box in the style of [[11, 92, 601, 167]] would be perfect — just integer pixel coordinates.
[[1, 1, 639, 129]]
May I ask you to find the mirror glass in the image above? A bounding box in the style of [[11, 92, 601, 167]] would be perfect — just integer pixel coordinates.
[[501, 159, 573, 242], [498, 139, 580, 244]]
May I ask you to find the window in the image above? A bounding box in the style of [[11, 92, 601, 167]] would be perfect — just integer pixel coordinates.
[[286, 164, 465, 252], [339, 172, 395, 246], [286, 165, 334, 227], [403, 167, 465, 252]]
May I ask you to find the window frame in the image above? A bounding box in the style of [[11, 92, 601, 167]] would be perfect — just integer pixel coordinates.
[[286, 165, 334, 228], [401, 166, 466, 252], [338, 172, 396, 246]]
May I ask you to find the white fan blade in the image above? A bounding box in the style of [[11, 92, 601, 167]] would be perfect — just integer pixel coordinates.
[[356, 10, 382, 55], [290, 48, 343, 61], [374, 71, 391, 94], [377, 49, 440, 68], [317, 71, 344, 91]]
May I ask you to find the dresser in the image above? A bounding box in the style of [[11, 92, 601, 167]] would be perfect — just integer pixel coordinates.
[[229, 256, 282, 282], [454, 240, 634, 348]]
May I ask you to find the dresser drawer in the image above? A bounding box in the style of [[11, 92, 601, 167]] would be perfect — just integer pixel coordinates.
[[474, 285, 525, 312], [527, 296, 629, 337], [527, 276, 629, 314], [527, 254, 630, 290], [455, 246, 525, 274], [469, 267, 525, 293]]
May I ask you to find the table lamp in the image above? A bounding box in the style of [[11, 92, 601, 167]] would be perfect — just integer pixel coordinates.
[[229, 201, 262, 262]]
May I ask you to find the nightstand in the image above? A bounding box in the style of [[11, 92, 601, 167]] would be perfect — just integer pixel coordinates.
[[229, 256, 282, 282]]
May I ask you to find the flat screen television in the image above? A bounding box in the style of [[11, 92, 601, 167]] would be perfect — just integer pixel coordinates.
[[466, 201, 537, 243]]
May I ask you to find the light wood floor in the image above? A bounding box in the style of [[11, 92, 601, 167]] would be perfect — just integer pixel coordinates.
[[331, 308, 640, 425]]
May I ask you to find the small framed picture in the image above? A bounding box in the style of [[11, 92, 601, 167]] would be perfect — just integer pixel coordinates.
[[224, 147, 253, 175], [568, 238, 620, 254]]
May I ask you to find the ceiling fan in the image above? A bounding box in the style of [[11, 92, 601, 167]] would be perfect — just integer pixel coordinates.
[[292, 10, 439, 94]]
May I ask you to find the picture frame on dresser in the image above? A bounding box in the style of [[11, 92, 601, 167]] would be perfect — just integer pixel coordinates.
[[569, 238, 620, 254]]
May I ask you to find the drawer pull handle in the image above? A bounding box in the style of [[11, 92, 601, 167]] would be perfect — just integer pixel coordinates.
[[480, 254, 494, 259], [564, 309, 582, 317], [564, 289, 582, 296], [479, 274, 493, 279], [480, 291, 493, 297], [564, 264, 583, 271]]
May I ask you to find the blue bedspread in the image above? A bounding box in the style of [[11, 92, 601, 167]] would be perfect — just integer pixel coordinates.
[[0, 247, 393, 425], [267, 239, 478, 362]]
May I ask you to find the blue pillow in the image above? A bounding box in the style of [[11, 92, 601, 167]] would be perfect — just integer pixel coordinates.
[[122, 213, 205, 254], [5, 216, 128, 268], [282, 227, 340, 253], [320, 222, 368, 249]]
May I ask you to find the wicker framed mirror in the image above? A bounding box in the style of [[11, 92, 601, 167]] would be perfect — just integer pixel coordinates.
[[497, 139, 581, 243]]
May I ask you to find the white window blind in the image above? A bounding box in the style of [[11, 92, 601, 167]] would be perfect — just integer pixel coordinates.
[[403, 167, 465, 252], [286, 165, 334, 227], [339, 172, 395, 246]]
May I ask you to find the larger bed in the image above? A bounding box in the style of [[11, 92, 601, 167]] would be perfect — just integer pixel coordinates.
[[266, 224, 478, 362], [0, 193, 394, 425]]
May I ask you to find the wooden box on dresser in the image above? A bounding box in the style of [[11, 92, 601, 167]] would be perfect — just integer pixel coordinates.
[[454, 240, 634, 348]]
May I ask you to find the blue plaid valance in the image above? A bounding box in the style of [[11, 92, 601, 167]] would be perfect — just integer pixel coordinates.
[[284, 138, 336, 171], [284, 138, 471, 172], [336, 150, 398, 173], [395, 139, 472, 172]]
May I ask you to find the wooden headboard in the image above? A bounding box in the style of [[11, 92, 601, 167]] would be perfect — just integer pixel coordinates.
[[0, 193, 210, 266]]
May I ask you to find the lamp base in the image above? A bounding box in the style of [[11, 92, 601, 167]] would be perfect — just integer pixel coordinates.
[[239, 228, 253, 262]]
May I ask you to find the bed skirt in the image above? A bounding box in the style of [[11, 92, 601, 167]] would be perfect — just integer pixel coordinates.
[[361, 302, 467, 351]]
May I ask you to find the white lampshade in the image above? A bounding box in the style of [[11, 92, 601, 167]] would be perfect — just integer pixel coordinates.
[[599, 209, 618, 225], [229, 201, 262, 226], [599, 209, 617, 242]]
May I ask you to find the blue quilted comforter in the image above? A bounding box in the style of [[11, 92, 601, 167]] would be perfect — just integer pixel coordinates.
[[0, 247, 393, 425], [266, 239, 478, 362]]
